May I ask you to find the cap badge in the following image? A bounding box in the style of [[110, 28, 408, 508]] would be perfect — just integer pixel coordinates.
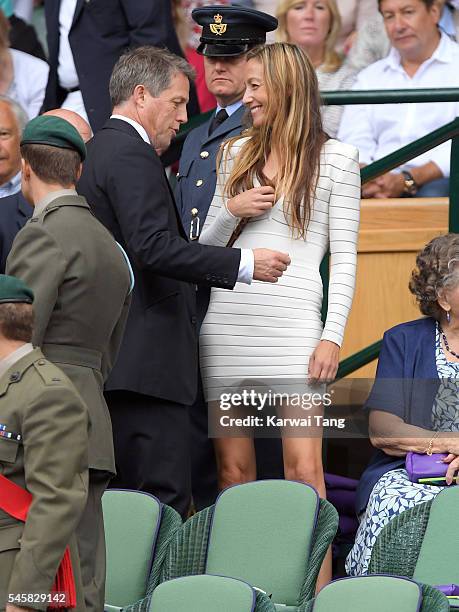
[[210, 13, 227, 36]]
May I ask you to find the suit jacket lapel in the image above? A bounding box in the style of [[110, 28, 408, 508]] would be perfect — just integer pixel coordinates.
[[103, 119, 188, 240], [71, 0, 85, 29], [203, 105, 246, 144]]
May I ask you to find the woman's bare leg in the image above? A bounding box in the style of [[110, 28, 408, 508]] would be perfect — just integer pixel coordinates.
[[214, 437, 257, 490]]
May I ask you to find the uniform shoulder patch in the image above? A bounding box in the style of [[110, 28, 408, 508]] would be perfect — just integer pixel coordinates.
[[32, 359, 64, 386]]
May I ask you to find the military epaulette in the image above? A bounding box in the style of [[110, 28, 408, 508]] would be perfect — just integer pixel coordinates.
[[33, 358, 65, 386]]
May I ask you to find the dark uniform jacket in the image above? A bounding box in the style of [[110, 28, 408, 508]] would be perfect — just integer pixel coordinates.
[[0, 348, 88, 612], [42, 0, 190, 132], [6, 194, 132, 474], [77, 118, 241, 406], [0, 192, 31, 273], [175, 105, 246, 237]]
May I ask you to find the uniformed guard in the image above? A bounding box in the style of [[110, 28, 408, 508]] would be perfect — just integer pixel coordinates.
[[175, 5, 277, 240], [6, 116, 133, 612], [175, 6, 278, 511], [0, 274, 89, 612]]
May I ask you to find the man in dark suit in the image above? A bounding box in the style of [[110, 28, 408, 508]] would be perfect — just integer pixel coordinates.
[[42, 0, 197, 133], [78, 45, 290, 518], [176, 6, 283, 510]]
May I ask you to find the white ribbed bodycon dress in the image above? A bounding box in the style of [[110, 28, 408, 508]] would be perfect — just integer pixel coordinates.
[[199, 138, 361, 400]]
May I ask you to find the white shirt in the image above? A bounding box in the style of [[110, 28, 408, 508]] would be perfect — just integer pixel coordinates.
[[337, 32, 459, 177], [57, 0, 79, 89], [110, 114, 254, 284]]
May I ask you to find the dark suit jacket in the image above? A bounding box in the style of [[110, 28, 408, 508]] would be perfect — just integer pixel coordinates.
[[78, 118, 241, 406], [43, 0, 194, 133], [0, 192, 32, 273]]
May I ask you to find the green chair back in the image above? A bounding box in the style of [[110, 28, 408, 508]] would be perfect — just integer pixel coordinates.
[[414, 486, 459, 585], [103, 490, 162, 608], [205, 480, 319, 606], [149, 575, 256, 612], [312, 576, 422, 612]]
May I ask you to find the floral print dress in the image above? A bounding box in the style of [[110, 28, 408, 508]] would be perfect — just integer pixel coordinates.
[[346, 323, 459, 575]]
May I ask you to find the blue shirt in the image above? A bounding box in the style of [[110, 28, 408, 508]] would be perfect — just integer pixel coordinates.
[[216, 100, 244, 117], [0, 171, 21, 198]]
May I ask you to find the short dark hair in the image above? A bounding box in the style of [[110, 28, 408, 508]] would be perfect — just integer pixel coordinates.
[[0, 303, 34, 342], [21, 143, 81, 186], [109, 45, 195, 107], [378, 0, 436, 8]]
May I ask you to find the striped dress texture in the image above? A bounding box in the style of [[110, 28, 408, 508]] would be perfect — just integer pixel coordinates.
[[199, 138, 361, 400]]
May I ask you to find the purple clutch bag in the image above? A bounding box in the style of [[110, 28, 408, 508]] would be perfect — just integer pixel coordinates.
[[405, 452, 449, 483], [434, 584, 459, 596]]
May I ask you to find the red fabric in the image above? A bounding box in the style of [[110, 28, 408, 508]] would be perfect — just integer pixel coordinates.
[[186, 48, 216, 113], [0, 474, 76, 609]]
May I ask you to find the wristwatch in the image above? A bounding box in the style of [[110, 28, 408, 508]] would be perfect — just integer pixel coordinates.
[[401, 170, 418, 196]]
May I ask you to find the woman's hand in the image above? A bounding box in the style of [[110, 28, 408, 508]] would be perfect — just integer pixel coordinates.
[[442, 453, 459, 485], [308, 340, 340, 384], [227, 186, 276, 218]]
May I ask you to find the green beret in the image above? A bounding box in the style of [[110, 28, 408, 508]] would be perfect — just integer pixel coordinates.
[[21, 115, 86, 161], [0, 275, 34, 305]]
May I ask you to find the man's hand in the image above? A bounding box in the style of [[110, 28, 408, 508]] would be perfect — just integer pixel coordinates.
[[252, 248, 290, 283], [362, 172, 405, 199], [227, 187, 276, 218], [6, 605, 34, 612]]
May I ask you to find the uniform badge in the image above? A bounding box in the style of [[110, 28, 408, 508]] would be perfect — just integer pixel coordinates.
[[0, 424, 22, 442], [210, 14, 227, 36]]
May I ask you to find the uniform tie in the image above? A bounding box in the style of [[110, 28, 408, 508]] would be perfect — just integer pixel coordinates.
[[209, 108, 228, 135]]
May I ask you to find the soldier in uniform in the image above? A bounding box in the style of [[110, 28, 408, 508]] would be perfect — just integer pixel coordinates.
[[176, 6, 277, 236], [175, 6, 281, 510], [0, 274, 88, 612], [6, 116, 133, 612]]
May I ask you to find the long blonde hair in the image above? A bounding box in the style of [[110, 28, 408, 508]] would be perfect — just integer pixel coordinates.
[[222, 43, 326, 239], [276, 0, 342, 73]]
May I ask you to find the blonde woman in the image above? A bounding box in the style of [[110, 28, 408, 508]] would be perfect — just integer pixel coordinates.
[[199, 42, 360, 583], [276, 0, 355, 137]]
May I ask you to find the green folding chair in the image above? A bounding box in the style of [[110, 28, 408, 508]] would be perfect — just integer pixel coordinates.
[[369, 486, 459, 609], [148, 575, 276, 612], [102, 489, 182, 612], [126, 480, 338, 612], [301, 576, 449, 612]]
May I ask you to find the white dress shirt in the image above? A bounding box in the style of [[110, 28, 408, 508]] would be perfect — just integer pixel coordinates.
[[338, 32, 459, 177], [110, 115, 254, 284]]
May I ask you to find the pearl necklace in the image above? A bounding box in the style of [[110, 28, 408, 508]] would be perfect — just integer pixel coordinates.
[[438, 324, 459, 359]]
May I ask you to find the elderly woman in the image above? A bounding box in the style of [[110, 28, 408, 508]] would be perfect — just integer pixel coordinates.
[[347, 233, 459, 576], [276, 0, 355, 137], [0, 8, 48, 118]]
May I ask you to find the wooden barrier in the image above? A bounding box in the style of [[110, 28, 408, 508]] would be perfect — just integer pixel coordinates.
[[339, 197, 449, 377]]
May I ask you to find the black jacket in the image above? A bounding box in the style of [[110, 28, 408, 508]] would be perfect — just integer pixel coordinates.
[[77, 118, 241, 405], [42, 0, 196, 132], [0, 192, 32, 273]]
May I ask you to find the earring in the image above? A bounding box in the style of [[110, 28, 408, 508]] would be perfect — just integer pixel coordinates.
[[447, 311, 451, 324]]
